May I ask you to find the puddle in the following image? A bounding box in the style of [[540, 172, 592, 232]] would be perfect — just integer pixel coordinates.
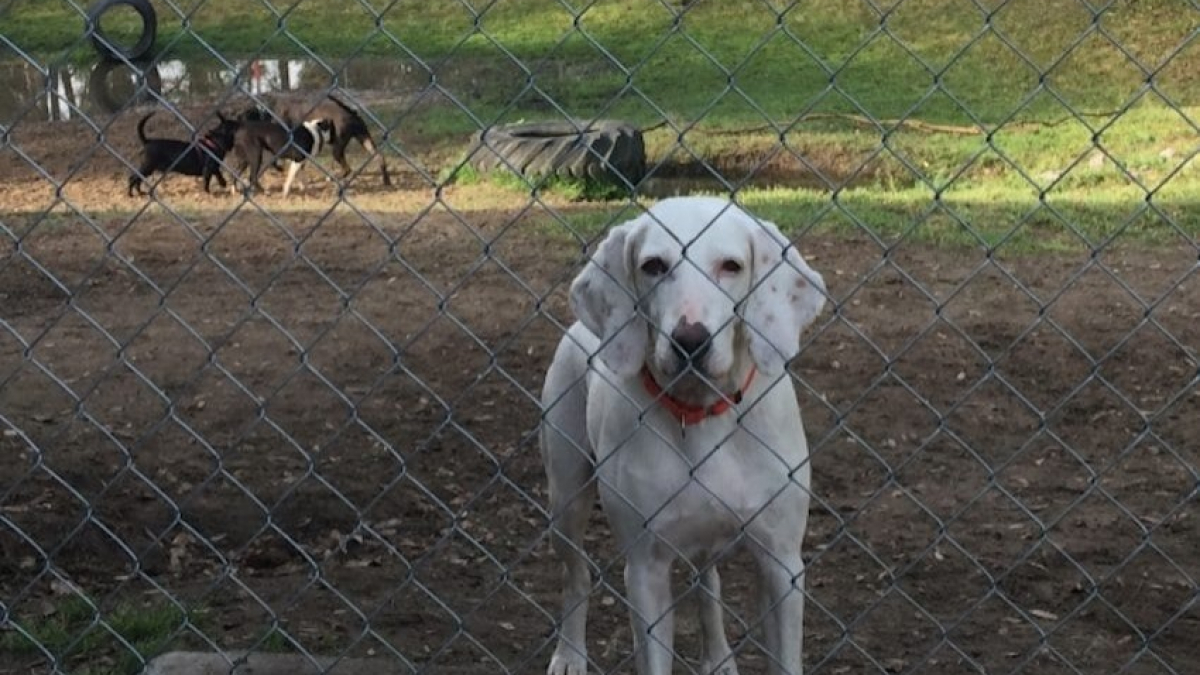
[[0, 54, 430, 125]]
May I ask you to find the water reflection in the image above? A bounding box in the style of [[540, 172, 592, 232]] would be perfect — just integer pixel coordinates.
[[0, 56, 423, 124]]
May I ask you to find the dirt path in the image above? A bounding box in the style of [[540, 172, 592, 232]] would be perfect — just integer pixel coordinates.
[[1, 112, 1198, 674]]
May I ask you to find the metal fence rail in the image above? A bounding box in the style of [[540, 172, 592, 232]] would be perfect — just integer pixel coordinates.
[[1, 1, 1198, 674]]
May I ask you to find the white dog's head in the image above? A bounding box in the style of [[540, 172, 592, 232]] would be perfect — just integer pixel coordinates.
[[570, 196, 826, 389]]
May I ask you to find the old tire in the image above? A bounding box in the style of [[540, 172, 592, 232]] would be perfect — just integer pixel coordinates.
[[471, 120, 646, 187], [87, 0, 157, 62], [88, 59, 162, 113]]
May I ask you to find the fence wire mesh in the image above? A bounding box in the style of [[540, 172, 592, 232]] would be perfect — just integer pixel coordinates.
[[1, 0, 1198, 674]]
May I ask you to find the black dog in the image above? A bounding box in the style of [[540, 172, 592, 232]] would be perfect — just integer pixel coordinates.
[[128, 112, 240, 196], [257, 93, 391, 186], [228, 115, 332, 196]]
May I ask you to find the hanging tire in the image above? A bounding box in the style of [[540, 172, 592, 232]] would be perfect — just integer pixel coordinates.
[[88, 59, 162, 113], [470, 120, 646, 187], [87, 0, 157, 62]]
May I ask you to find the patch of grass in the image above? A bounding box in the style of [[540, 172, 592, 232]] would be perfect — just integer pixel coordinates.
[[6, 0, 1200, 253], [1, 593, 199, 675], [246, 625, 348, 655], [538, 183, 1200, 253], [535, 174, 632, 202], [7, 1, 1199, 123], [251, 627, 293, 653]]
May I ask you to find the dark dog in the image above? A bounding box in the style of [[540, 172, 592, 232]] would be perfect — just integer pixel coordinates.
[[128, 112, 240, 196], [228, 116, 333, 196], [258, 93, 391, 187]]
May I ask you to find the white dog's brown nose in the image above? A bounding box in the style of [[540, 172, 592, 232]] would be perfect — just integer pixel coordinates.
[[671, 321, 711, 364]]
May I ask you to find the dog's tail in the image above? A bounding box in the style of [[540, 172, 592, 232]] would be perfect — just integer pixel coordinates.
[[326, 93, 356, 114], [136, 112, 155, 144]]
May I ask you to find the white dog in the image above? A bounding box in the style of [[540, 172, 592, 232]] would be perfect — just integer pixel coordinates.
[[540, 196, 827, 675]]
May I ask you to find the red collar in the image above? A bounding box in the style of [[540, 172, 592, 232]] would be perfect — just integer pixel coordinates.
[[640, 366, 757, 427], [198, 136, 220, 152]]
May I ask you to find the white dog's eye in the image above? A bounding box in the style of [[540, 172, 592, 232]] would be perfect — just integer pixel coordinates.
[[720, 259, 744, 274], [640, 257, 669, 276]]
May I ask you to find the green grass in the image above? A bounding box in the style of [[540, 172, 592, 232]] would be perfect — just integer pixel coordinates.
[[537, 181, 1200, 253], [244, 625, 347, 655], [8, 0, 1199, 122], [0, 587, 357, 674], [0, 594, 197, 675], [251, 627, 294, 653], [0, 593, 347, 674]]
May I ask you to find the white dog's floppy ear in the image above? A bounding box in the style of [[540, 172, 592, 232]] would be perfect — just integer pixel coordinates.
[[569, 219, 647, 377], [742, 217, 827, 375]]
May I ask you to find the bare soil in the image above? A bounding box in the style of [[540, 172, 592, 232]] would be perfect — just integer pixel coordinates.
[[0, 108, 1198, 675]]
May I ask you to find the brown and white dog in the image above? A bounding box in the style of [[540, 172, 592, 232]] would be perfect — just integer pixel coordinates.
[[250, 93, 391, 187], [228, 113, 332, 196]]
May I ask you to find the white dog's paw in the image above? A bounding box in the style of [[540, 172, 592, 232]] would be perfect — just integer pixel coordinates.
[[547, 646, 587, 675]]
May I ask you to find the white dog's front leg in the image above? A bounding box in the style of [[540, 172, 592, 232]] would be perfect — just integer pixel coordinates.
[[546, 485, 594, 675], [625, 553, 675, 675], [699, 567, 738, 675], [757, 552, 804, 675], [283, 160, 303, 197]]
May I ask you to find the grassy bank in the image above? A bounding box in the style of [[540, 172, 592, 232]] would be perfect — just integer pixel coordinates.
[[8, 0, 1200, 123], [533, 182, 1200, 252], [5, 0, 1200, 250]]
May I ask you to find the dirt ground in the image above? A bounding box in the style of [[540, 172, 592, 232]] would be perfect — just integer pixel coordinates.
[[1, 107, 1199, 675]]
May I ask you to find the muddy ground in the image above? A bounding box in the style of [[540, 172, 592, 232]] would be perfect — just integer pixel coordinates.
[[0, 107, 1198, 675]]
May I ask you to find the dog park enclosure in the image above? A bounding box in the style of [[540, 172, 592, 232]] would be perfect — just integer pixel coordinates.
[[2, 1, 1200, 674]]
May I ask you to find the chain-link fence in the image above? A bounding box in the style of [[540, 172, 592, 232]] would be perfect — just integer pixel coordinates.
[[1, 1, 1198, 674]]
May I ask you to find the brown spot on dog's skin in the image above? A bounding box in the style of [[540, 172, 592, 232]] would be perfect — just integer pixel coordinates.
[[795, 277, 807, 289], [764, 313, 776, 325]]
